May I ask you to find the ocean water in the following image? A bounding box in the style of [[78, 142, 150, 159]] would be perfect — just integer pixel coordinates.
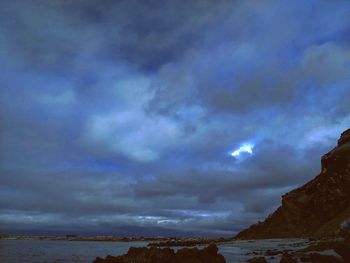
[[0, 238, 310, 263]]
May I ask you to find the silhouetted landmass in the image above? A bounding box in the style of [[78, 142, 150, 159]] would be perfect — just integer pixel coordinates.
[[236, 128, 350, 239], [0, 235, 182, 242], [148, 237, 232, 247], [0, 235, 233, 246], [93, 243, 226, 263]]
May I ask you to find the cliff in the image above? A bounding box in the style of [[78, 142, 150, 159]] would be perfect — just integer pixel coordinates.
[[236, 128, 350, 239]]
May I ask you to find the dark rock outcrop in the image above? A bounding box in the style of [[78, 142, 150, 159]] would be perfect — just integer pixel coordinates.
[[93, 243, 226, 263], [280, 253, 297, 263], [247, 257, 268, 263], [236, 128, 350, 239], [248, 239, 350, 263], [301, 253, 342, 263], [334, 241, 350, 262], [293, 239, 350, 262]]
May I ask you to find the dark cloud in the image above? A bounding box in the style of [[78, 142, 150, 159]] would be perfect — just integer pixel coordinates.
[[1, 0, 229, 72], [0, 0, 350, 236]]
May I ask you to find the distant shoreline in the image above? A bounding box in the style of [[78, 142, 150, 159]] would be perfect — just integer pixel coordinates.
[[0, 235, 233, 245]]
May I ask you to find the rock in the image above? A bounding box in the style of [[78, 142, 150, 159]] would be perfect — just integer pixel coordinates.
[[308, 253, 342, 263], [203, 243, 219, 256], [235, 128, 350, 239], [265, 249, 281, 256], [92, 244, 226, 263], [297, 239, 349, 262], [299, 240, 341, 252], [280, 253, 297, 263], [338, 128, 350, 146], [334, 242, 350, 262], [340, 218, 350, 241], [247, 257, 268, 263], [92, 257, 104, 263]]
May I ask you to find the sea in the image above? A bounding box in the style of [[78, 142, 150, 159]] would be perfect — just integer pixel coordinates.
[[0, 238, 311, 263]]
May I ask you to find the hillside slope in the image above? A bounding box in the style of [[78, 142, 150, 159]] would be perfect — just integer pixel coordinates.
[[236, 128, 350, 239]]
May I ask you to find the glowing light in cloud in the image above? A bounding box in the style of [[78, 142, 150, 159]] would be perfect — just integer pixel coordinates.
[[231, 143, 254, 157]]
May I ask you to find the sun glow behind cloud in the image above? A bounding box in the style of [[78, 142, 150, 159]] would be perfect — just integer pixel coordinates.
[[231, 143, 254, 157]]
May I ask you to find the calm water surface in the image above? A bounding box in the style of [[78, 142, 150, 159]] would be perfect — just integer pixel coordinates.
[[0, 239, 309, 263]]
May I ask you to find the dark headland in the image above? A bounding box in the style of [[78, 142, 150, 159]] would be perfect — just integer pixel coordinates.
[[94, 129, 350, 263], [236, 128, 350, 240]]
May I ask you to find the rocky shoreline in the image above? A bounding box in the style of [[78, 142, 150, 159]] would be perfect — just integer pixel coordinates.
[[90, 237, 350, 263], [93, 243, 226, 263], [246, 238, 350, 263]]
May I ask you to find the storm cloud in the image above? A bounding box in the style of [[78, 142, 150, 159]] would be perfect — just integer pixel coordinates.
[[1, 0, 350, 236]]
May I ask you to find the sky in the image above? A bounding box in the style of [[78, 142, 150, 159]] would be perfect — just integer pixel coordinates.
[[1, 0, 350, 237]]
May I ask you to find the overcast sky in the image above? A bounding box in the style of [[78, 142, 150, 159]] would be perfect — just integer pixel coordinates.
[[1, 0, 350, 237]]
